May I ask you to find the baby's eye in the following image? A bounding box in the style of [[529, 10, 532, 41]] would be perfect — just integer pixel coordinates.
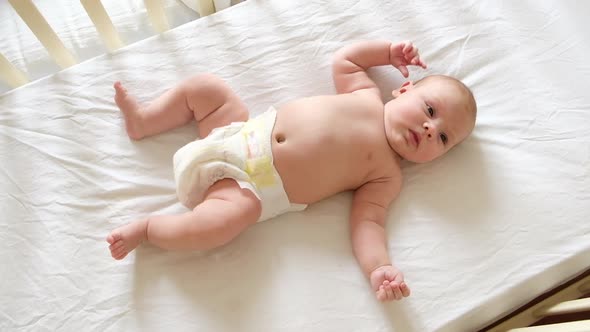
[[440, 133, 448, 144], [427, 105, 434, 117]]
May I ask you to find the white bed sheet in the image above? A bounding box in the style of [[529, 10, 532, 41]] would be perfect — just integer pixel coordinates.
[[1, 0, 589, 331]]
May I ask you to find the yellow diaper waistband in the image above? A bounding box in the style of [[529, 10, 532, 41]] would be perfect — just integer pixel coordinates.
[[240, 110, 278, 190]]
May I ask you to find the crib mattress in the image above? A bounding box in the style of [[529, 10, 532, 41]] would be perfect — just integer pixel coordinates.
[[1, 1, 589, 331]]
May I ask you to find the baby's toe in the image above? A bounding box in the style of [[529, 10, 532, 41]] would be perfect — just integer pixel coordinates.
[[114, 81, 126, 92], [107, 230, 122, 244], [112, 247, 128, 260], [109, 240, 124, 252]]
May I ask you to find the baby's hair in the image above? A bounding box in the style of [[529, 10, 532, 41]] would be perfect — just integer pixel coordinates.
[[415, 75, 477, 120]]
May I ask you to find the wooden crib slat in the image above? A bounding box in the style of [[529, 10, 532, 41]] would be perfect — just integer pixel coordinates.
[[486, 273, 590, 332], [0, 53, 29, 88], [534, 298, 590, 317], [197, 0, 216, 16], [80, 0, 124, 52], [8, 0, 77, 69], [507, 319, 590, 332], [144, 0, 170, 33], [213, 0, 231, 11]]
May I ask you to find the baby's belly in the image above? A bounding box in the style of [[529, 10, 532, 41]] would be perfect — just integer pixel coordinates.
[[271, 138, 369, 204], [268, 98, 383, 204]]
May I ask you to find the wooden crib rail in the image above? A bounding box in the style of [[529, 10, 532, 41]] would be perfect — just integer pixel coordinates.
[[80, 0, 125, 52], [534, 298, 590, 317], [508, 320, 590, 332], [486, 273, 590, 332], [8, 0, 78, 69], [0, 0, 217, 90], [0, 53, 28, 89], [144, 0, 171, 33]]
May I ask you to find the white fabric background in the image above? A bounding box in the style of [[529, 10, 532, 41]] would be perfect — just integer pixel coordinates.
[[1, 1, 589, 331]]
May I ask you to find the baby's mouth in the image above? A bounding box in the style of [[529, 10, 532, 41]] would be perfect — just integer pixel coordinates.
[[409, 130, 420, 147]]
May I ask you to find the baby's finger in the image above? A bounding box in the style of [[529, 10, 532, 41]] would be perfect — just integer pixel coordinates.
[[401, 282, 411, 297], [384, 282, 395, 301], [402, 42, 414, 54], [405, 47, 419, 61], [410, 53, 422, 66], [392, 42, 405, 55], [398, 65, 409, 78], [392, 284, 403, 300], [383, 269, 393, 281], [377, 287, 386, 301]]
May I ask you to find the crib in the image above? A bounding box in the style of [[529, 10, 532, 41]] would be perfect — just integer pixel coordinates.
[[0, 0, 237, 92], [1, 1, 589, 331]]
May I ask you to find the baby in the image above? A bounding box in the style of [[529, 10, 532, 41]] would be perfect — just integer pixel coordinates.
[[107, 40, 477, 302]]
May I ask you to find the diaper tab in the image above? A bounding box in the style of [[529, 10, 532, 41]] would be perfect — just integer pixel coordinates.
[[241, 111, 279, 190]]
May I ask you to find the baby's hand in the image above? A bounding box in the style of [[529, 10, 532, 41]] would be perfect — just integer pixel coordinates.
[[369, 264, 411, 302], [390, 41, 427, 78]]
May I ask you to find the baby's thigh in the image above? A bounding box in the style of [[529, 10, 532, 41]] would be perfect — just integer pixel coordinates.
[[202, 178, 262, 225]]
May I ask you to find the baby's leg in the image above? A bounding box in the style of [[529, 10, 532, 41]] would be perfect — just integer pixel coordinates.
[[114, 73, 249, 140], [107, 179, 261, 260]]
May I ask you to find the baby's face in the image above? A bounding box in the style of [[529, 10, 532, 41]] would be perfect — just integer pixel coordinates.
[[383, 78, 475, 163]]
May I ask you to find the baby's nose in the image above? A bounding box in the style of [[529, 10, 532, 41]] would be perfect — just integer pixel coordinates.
[[423, 122, 437, 139]]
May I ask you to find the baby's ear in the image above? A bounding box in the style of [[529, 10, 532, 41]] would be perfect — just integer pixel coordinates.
[[391, 81, 414, 98]]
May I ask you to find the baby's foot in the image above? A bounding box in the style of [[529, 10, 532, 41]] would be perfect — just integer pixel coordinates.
[[114, 81, 145, 140], [106, 219, 148, 260]]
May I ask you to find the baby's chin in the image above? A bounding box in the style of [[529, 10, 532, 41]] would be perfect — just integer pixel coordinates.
[[398, 151, 439, 164], [385, 147, 431, 165]]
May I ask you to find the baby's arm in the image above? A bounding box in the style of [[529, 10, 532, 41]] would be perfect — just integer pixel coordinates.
[[350, 179, 410, 302], [332, 40, 427, 96]]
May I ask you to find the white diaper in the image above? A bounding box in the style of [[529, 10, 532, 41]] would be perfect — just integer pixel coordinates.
[[173, 108, 307, 222]]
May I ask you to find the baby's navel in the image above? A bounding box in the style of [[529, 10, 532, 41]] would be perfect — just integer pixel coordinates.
[[275, 133, 286, 143]]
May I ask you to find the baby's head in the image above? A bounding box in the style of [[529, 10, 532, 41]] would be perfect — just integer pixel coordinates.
[[383, 74, 476, 163]]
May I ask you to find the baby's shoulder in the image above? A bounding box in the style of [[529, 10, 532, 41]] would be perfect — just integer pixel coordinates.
[[365, 158, 403, 190], [356, 165, 403, 204], [349, 89, 384, 107]]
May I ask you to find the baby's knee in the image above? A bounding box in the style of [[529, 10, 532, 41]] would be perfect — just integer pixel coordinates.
[[185, 72, 224, 89]]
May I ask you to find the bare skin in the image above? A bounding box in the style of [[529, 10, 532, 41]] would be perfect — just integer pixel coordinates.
[[107, 40, 476, 302]]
